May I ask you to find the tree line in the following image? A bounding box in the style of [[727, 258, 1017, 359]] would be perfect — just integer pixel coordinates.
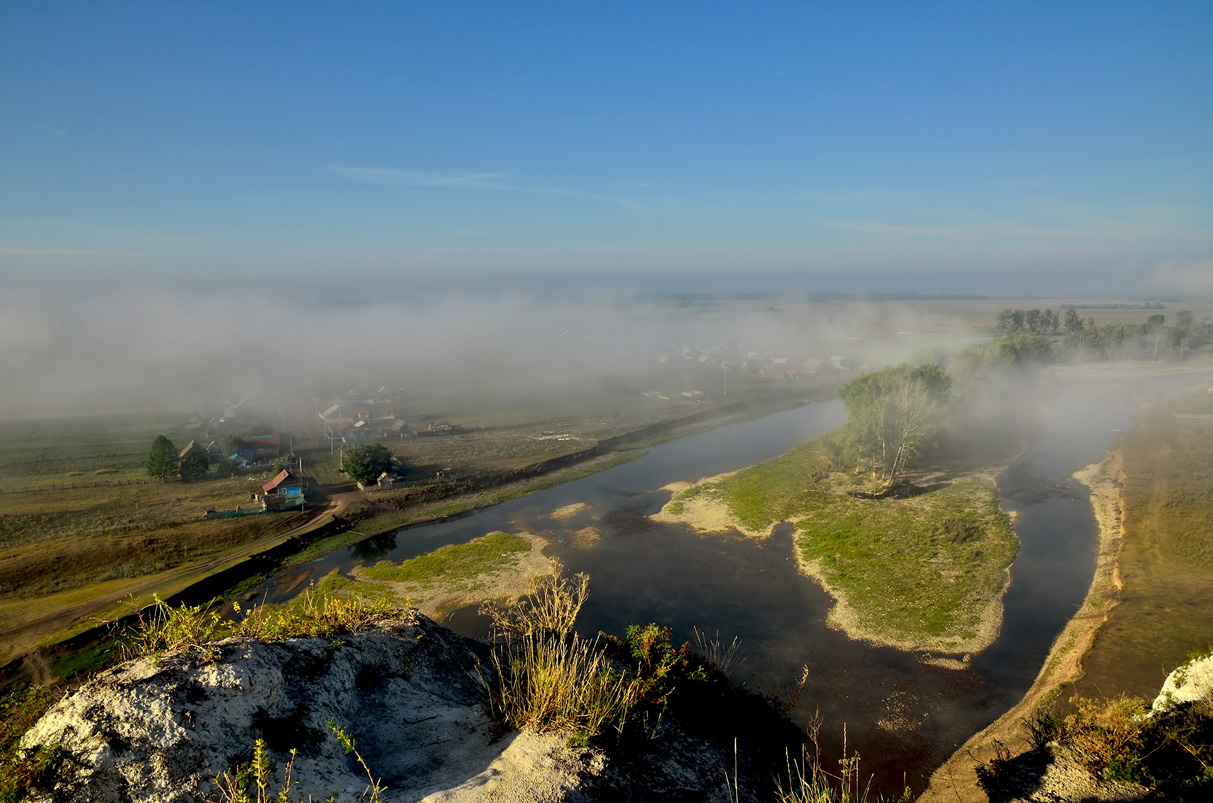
[[839, 305, 1210, 490], [994, 307, 1208, 362]]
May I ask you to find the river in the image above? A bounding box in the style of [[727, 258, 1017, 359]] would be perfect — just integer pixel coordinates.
[[260, 373, 1202, 795]]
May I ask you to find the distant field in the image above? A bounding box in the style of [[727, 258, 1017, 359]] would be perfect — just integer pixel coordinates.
[[1070, 386, 1213, 700]]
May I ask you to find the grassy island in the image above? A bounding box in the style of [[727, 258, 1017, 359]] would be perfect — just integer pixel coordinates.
[[655, 432, 1019, 654], [324, 530, 557, 620]]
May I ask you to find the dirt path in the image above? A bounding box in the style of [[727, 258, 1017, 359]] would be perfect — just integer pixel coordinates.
[[919, 450, 1125, 803]]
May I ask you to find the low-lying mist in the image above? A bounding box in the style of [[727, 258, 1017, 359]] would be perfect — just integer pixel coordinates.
[[0, 281, 985, 419]]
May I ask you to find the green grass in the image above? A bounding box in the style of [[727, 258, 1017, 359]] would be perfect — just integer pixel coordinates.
[[361, 531, 530, 587], [714, 438, 839, 531], [793, 477, 1016, 643], [688, 434, 1017, 649], [1073, 388, 1213, 701]]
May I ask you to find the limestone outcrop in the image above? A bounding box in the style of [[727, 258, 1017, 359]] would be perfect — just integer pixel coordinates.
[[16, 615, 750, 802]]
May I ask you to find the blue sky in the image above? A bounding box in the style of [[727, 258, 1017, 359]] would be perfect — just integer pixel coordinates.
[[2, 1, 1211, 295]]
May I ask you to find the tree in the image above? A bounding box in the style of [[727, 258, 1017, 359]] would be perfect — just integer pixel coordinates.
[[340, 443, 393, 485], [996, 333, 1054, 366], [145, 436, 179, 482], [996, 309, 1024, 335], [179, 450, 210, 481], [1064, 308, 1084, 334], [839, 363, 951, 487]]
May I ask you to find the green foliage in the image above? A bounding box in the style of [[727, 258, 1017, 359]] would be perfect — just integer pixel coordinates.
[[988, 693, 1213, 798], [838, 362, 951, 485], [0, 685, 62, 803], [361, 531, 529, 585], [212, 726, 385, 803], [996, 307, 1059, 337], [340, 443, 393, 485], [180, 449, 210, 481], [327, 721, 386, 802], [145, 435, 178, 482], [118, 594, 228, 663], [625, 623, 693, 705]]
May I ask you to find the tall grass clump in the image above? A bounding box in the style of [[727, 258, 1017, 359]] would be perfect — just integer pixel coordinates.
[[479, 568, 637, 741], [483, 631, 643, 740], [117, 594, 227, 662], [692, 626, 745, 678], [480, 568, 589, 637]]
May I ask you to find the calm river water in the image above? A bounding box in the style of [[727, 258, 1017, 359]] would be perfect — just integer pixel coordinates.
[[263, 374, 1203, 795]]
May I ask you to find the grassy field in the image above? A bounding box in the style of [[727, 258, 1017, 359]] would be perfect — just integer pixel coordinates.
[[1070, 386, 1213, 700], [666, 435, 1019, 652], [0, 415, 323, 666]]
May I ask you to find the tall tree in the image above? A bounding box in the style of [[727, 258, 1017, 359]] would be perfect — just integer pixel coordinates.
[[339, 443, 394, 485], [839, 363, 951, 487], [179, 450, 210, 481], [145, 436, 179, 483], [1064, 308, 1084, 334]]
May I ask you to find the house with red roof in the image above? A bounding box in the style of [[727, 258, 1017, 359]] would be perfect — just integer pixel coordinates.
[[261, 469, 304, 510]]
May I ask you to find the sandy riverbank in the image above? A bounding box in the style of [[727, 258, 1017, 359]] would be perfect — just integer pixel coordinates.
[[920, 449, 1126, 803], [549, 501, 590, 519]]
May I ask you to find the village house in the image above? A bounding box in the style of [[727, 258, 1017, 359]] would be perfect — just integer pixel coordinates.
[[260, 469, 304, 510], [233, 435, 280, 462]]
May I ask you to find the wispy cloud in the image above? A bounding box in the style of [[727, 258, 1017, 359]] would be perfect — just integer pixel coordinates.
[[0, 247, 149, 256], [325, 166, 508, 189], [324, 165, 635, 208]]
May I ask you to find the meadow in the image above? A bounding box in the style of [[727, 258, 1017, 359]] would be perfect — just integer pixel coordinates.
[[1069, 386, 1213, 700]]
